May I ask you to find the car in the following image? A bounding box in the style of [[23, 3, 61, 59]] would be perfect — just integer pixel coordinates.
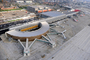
[[73, 14, 78, 17], [73, 19, 78, 22], [80, 14, 85, 17], [67, 16, 71, 18]]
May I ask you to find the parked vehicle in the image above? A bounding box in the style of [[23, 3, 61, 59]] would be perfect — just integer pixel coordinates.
[[73, 19, 78, 22]]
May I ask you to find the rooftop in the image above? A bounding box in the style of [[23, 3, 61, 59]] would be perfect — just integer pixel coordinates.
[[40, 11, 64, 17]]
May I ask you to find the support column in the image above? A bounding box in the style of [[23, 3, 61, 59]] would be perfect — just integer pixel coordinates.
[[18, 38, 37, 56]]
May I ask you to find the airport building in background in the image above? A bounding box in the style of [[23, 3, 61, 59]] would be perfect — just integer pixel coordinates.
[[16, 0, 33, 3]]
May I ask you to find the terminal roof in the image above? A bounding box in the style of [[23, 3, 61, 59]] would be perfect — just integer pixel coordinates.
[[40, 11, 64, 17]]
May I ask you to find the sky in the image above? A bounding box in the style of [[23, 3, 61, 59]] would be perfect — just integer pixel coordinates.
[[82, 0, 90, 2], [85, 0, 90, 1]]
